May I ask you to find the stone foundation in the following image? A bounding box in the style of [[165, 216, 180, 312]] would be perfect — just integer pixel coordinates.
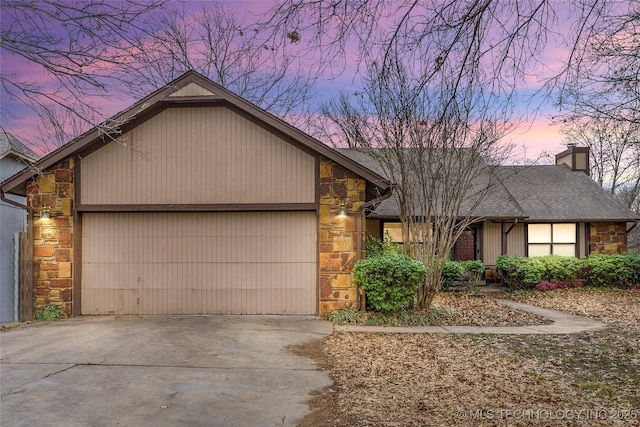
[[589, 222, 627, 255], [319, 158, 366, 314], [27, 159, 74, 316]]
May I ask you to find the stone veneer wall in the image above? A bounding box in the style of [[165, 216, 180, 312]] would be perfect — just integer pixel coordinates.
[[26, 158, 74, 316], [589, 222, 627, 254], [319, 157, 366, 315]]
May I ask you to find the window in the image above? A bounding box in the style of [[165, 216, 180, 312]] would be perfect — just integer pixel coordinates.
[[528, 223, 576, 256], [383, 222, 404, 243], [383, 222, 431, 245]]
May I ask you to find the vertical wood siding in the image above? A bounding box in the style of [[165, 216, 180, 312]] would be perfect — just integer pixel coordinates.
[[506, 223, 526, 257], [80, 107, 315, 205], [0, 202, 25, 323], [578, 223, 587, 258], [483, 221, 502, 266], [81, 212, 317, 315], [168, 82, 215, 97]]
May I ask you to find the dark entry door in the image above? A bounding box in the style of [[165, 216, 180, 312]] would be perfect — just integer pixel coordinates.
[[454, 229, 475, 261]]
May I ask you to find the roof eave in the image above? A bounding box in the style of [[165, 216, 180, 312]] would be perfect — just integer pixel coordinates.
[[1, 70, 390, 195], [0, 149, 39, 164]]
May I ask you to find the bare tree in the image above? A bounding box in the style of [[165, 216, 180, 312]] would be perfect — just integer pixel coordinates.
[[112, 4, 317, 128], [2, 2, 318, 151], [1, 0, 165, 144], [281, 1, 549, 309], [561, 117, 640, 196], [325, 44, 512, 308], [561, 117, 640, 251], [556, 1, 640, 125], [553, 3, 640, 249], [263, 0, 640, 299], [263, 1, 562, 87]]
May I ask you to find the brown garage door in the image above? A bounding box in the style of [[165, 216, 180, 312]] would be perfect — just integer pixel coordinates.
[[81, 211, 317, 315]]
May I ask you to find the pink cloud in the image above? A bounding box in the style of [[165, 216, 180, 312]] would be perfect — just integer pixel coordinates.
[[504, 118, 565, 164], [0, 1, 573, 163]]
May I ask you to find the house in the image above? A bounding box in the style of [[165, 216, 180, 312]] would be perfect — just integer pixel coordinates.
[[1, 133, 39, 323], [339, 147, 639, 279], [0, 71, 390, 318], [3, 71, 636, 320]]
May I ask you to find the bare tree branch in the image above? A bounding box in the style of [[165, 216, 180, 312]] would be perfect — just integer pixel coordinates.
[[1, 0, 166, 144], [112, 4, 318, 127]]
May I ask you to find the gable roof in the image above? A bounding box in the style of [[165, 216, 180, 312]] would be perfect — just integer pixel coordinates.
[[0, 132, 39, 163], [1, 71, 389, 197], [498, 165, 639, 222], [339, 148, 527, 220], [338, 149, 638, 222]]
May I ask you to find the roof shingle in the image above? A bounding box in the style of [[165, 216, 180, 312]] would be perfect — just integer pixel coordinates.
[[338, 149, 638, 222]]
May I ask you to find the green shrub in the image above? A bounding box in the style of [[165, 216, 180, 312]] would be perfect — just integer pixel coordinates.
[[354, 250, 426, 312], [34, 304, 64, 321], [623, 253, 640, 285], [537, 255, 582, 283], [582, 253, 640, 288], [364, 232, 403, 258], [497, 253, 640, 290], [441, 261, 464, 289], [441, 260, 485, 289], [496, 255, 543, 290], [461, 260, 485, 279]]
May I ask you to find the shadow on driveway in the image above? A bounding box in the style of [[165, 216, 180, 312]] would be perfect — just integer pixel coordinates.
[[1, 315, 333, 427]]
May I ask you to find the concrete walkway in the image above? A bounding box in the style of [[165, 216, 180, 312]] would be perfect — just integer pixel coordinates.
[[334, 299, 607, 334]]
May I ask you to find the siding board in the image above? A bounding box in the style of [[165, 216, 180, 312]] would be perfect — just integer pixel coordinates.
[[81, 211, 317, 315], [506, 223, 526, 257], [168, 82, 215, 97], [483, 221, 503, 266], [81, 107, 315, 205]]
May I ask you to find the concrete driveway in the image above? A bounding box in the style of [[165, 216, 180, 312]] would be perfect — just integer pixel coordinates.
[[1, 315, 333, 427]]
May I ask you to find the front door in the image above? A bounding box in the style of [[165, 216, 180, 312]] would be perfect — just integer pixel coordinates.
[[454, 229, 475, 261]]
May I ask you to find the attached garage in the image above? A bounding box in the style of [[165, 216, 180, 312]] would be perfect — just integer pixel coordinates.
[[81, 211, 317, 315], [0, 71, 390, 319]]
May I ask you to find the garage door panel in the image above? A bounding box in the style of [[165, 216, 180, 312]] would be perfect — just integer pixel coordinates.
[[85, 233, 315, 264], [83, 287, 316, 316], [81, 212, 317, 315]]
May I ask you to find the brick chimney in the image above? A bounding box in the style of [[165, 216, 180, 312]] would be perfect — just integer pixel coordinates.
[[555, 144, 590, 175]]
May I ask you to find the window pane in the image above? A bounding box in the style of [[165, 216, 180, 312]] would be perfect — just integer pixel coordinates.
[[553, 223, 576, 243], [553, 244, 576, 257], [528, 224, 551, 243], [528, 244, 551, 257], [384, 223, 403, 242]]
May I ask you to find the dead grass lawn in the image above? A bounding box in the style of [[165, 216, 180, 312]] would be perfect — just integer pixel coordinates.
[[295, 289, 640, 426]]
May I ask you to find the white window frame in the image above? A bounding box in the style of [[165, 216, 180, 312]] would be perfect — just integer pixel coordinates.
[[527, 223, 576, 257]]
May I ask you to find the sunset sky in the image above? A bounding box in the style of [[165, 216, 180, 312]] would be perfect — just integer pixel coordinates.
[[0, 1, 571, 162]]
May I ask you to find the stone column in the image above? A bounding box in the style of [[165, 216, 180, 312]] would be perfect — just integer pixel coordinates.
[[589, 222, 627, 255], [318, 157, 366, 314], [27, 159, 75, 316]]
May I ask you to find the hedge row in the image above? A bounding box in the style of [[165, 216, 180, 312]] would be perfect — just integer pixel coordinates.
[[496, 254, 640, 290]]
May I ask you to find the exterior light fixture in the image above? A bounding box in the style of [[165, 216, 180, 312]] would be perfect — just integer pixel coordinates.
[[338, 202, 347, 217], [40, 206, 51, 221]]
